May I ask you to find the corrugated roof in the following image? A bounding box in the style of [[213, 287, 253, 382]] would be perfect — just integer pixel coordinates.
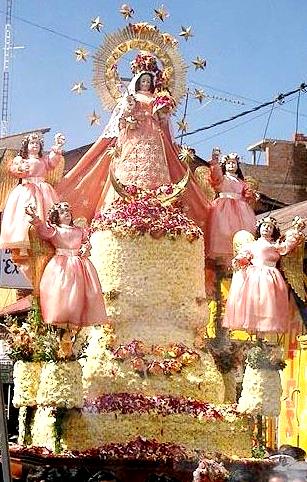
[[257, 199, 307, 234], [0, 295, 32, 317]]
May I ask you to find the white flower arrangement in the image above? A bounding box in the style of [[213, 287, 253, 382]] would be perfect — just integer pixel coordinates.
[[238, 364, 282, 417], [13, 361, 42, 407], [90, 231, 206, 345], [60, 409, 252, 456], [36, 361, 84, 409]]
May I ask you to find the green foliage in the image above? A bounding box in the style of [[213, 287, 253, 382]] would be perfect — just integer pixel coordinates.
[[252, 444, 267, 459], [52, 408, 67, 454]]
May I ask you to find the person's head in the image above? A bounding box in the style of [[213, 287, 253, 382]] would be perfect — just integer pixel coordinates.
[[135, 72, 155, 93], [19, 133, 44, 159], [256, 216, 280, 241], [228, 468, 254, 482], [48, 201, 73, 226], [221, 153, 244, 180], [268, 471, 288, 482]]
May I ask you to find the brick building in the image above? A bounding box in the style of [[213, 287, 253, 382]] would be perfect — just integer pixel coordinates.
[[242, 133, 307, 205]]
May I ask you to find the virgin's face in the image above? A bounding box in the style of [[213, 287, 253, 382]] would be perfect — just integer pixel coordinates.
[[58, 204, 72, 225], [260, 222, 274, 239], [139, 74, 152, 92], [28, 140, 41, 155], [225, 158, 238, 173]]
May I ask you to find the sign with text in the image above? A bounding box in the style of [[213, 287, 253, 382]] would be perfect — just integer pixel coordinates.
[[0, 249, 32, 289]]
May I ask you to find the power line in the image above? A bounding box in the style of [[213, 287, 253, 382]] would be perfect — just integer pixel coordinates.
[[190, 96, 298, 146], [0, 9, 97, 48], [190, 78, 307, 119], [176, 83, 307, 139]]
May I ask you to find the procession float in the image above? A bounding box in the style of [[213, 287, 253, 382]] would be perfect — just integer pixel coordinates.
[[0, 6, 306, 482]]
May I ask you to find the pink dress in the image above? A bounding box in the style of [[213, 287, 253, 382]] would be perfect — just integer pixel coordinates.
[[223, 235, 301, 333], [33, 220, 107, 327], [206, 162, 256, 262], [0, 153, 61, 250], [102, 95, 172, 207]]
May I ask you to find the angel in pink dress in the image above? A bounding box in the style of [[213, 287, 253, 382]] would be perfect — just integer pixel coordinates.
[[0, 132, 65, 255], [25, 202, 107, 327], [206, 151, 257, 265], [223, 216, 305, 333]]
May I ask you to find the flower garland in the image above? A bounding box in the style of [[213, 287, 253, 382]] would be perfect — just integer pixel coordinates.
[[83, 393, 241, 421], [90, 188, 202, 241], [10, 437, 196, 462], [112, 340, 200, 376]]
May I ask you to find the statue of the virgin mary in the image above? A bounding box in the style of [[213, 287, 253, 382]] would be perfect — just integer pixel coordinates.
[[58, 30, 209, 230]]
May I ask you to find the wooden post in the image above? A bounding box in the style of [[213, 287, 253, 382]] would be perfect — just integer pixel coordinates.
[[0, 374, 12, 482]]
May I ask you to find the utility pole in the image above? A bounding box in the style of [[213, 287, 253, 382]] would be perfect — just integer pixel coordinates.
[[1, 0, 13, 138]]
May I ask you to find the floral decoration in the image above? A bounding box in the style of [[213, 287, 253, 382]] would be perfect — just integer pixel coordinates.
[[246, 342, 286, 371], [112, 340, 200, 376], [83, 393, 240, 421], [152, 90, 176, 115], [90, 187, 202, 241]]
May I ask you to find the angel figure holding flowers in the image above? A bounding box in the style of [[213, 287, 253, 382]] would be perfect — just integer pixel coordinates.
[[223, 215, 306, 333]]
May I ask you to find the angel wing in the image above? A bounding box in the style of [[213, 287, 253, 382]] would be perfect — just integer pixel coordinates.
[[232, 230, 255, 256], [28, 226, 55, 297], [193, 165, 215, 202], [280, 239, 306, 301], [0, 149, 19, 211], [45, 154, 65, 186], [244, 175, 260, 208]]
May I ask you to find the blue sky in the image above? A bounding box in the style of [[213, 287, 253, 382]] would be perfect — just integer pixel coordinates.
[[1, 0, 307, 162]]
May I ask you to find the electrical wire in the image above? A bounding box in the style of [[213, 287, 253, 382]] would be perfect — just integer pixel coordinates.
[[176, 83, 307, 139], [0, 9, 97, 49]]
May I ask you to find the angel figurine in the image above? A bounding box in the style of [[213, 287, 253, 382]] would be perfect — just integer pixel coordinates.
[[206, 150, 257, 265], [25, 202, 107, 328], [0, 132, 65, 257], [223, 215, 306, 333]]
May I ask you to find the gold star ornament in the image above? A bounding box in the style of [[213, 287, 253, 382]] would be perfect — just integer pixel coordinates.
[[179, 26, 193, 41], [178, 145, 195, 165], [177, 118, 188, 133], [154, 5, 169, 22], [74, 48, 89, 62], [71, 82, 87, 94], [193, 88, 206, 103], [192, 56, 206, 70], [90, 16, 103, 32], [88, 110, 101, 126], [119, 4, 134, 19]]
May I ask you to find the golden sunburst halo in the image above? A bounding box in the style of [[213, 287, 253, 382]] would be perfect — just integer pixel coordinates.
[[92, 23, 188, 110]]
